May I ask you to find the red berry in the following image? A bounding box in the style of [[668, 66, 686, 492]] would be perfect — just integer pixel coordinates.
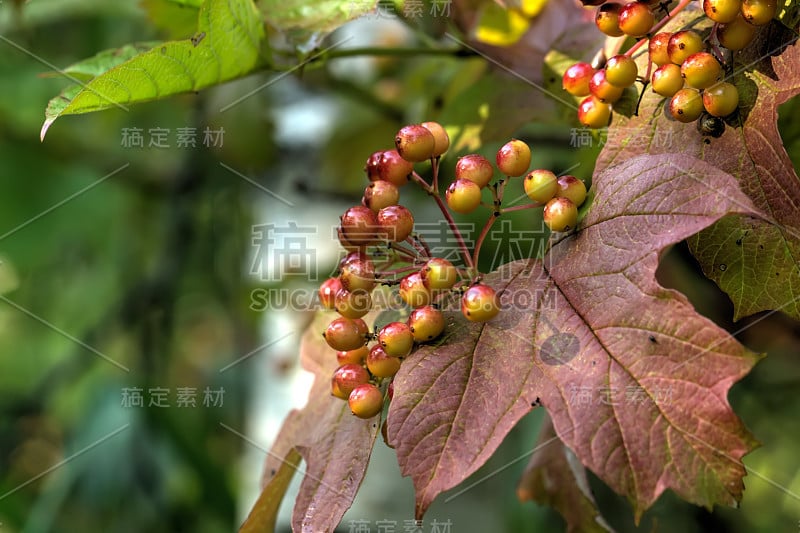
[[651, 63, 684, 97], [556, 175, 587, 207], [578, 96, 612, 129], [363, 180, 399, 212], [595, 3, 624, 37], [702, 82, 739, 117], [366, 344, 402, 378], [455, 154, 494, 188], [421, 121, 450, 157], [562, 62, 595, 97], [523, 169, 558, 204], [395, 124, 436, 162], [649, 32, 673, 66], [589, 69, 624, 103], [407, 305, 445, 342], [669, 87, 704, 123], [340, 206, 380, 246], [681, 52, 721, 89], [543, 197, 579, 232], [377, 204, 414, 242], [337, 346, 369, 365], [378, 321, 415, 358], [446, 179, 483, 214], [703, 0, 742, 23], [496, 139, 531, 177], [618, 1, 655, 37], [399, 271, 432, 308], [348, 383, 384, 418], [366, 150, 413, 187], [319, 277, 343, 310], [331, 363, 369, 400], [340, 256, 376, 293], [420, 257, 458, 291], [668, 30, 704, 65], [461, 284, 501, 322], [352, 318, 370, 338], [334, 288, 372, 319], [324, 317, 367, 351], [604, 55, 638, 87]]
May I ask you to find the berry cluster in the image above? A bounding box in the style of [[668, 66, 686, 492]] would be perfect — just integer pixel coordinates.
[[565, 0, 776, 131], [320, 123, 588, 418]]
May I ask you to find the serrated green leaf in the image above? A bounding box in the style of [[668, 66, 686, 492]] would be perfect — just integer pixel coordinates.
[[40, 42, 162, 82], [257, 0, 375, 44], [41, 0, 266, 140], [141, 0, 202, 39]]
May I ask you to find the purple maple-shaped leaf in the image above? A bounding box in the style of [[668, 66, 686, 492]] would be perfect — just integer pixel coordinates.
[[387, 154, 763, 520], [250, 313, 379, 532]]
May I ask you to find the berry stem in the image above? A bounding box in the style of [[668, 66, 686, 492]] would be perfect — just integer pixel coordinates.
[[406, 236, 431, 258], [387, 242, 421, 262], [500, 203, 543, 213], [411, 173, 476, 271], [472, 213, 498, 269]]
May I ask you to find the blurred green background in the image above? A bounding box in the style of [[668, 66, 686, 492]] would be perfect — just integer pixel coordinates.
[[0, 1, 798, 532]]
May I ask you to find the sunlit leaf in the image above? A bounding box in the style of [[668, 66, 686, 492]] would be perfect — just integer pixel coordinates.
[[41, 0, 266, 140]]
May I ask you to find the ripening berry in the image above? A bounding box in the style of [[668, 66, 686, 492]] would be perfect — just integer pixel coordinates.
[[595, 3, 624, 37], [717, 13, 758, 50], [651, 63, 685, 97], [703, 0, 742, 22], [378, 321, 414, 357], [562, 62, 595, 96], [407, 305, 445, 342], [703, 82, 739, 117], [324, 317, 367, 351], [618, 2, 655, 37], [669, 87, 704, 123], [604, 55, 639, 87], [399, 271, 432, 308], [363, 180, 399, 212], [740, 0, 776, 25], [589, 69, 624, 103], [365, 150, 413, 188], [649, 32, 673, 66], [334, 288, 373, 319], [461, 284, 501, 322], [524, 169, 558, 204], [366, 344, 402, 378], [668, 31, 704, 65], [319, 277, 344, 311], [352, 318, 370, 338], [420, 257, 459, 290], [543, 197, 579, 232], [339, 256, 376, 293], [341, 206, 380, 246], [331, 363, 369, 400], [337, 346, 369, 365], [377, 204, 414, 242], [348, 383, 384, 419], [395, 124, 436, 162], [337, 227, 361, 253], [421, 121, 450, 157], [577, 96, 612, 129], [455, 154, 494, 188], [446, 179, 483, 214], [496, 139, 532, 177], [681, 52, 722, 89], [556, 175, 587, 207]]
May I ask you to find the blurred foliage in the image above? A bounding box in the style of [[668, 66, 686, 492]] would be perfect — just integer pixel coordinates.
[[0, 0, 797, 532]]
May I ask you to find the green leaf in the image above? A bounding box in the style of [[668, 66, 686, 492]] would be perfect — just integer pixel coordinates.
[[41, 0, 266, 140], [257, 0, 375, 47], [141, 0, 202, 39], [40, 42, 162, 82]]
